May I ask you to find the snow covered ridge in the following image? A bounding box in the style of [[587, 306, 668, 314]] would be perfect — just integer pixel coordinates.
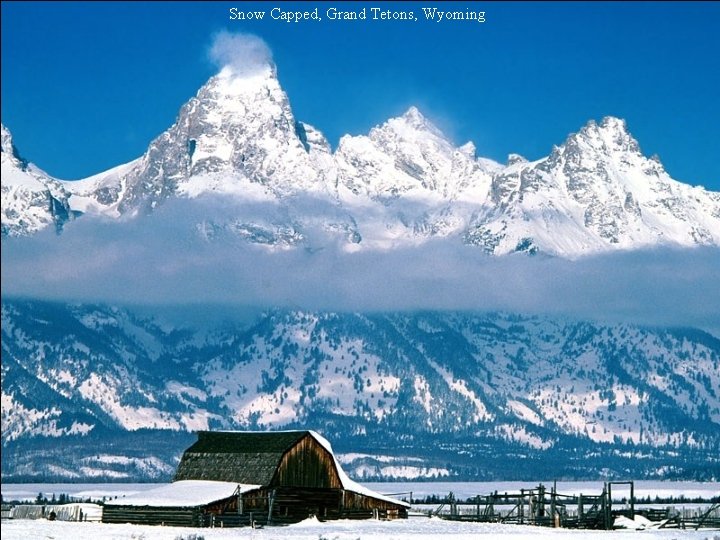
[[2, 63, 719, 257]]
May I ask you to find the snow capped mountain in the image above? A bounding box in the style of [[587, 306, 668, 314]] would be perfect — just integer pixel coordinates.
[[335, 106, 498, 200], [2, 62, 719, 256], [4, 59, 719, 483], [2, 300, 719, 481], [62, 65, 332, 216], [473, 117, 720, 255], [1, 124, 78, 236]]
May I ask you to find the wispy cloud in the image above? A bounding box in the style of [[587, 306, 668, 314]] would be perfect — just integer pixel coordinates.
[[208, 31, 273, 76], [2, 197, 719, 334]]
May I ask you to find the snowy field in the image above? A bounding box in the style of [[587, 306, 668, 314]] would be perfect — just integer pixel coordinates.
[[2, 516, 720, 540], [3, 480, 718, 503], [2, 482, 717, 539]]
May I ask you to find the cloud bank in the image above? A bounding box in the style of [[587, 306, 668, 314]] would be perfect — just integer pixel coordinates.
[[208, 31, 273, 76], [2, 198, 719, 335]]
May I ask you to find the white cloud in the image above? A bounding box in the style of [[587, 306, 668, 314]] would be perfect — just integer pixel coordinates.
[[2, 197, 719, 335], [208, 31, 272, 76]]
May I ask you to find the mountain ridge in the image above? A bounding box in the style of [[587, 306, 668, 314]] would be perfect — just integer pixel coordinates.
[[2, 298, 718, 481], [2, 62, 719, 257]]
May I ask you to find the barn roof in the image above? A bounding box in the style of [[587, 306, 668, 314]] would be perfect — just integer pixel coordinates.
[[174, 430, 311, 485], [104, 480, 260, 508], [184, 430, 309, 454]]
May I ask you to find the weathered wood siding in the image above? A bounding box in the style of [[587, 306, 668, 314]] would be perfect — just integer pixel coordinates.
[[102, 505, 203, 526], [272, 434, 341, 488], [343, 490, 408, 518]]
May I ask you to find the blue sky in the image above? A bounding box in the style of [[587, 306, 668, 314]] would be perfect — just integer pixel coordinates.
[[1, 1, 719, 190]]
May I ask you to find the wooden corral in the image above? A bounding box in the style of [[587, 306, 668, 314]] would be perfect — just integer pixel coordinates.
[[436, 481, 632, 529], [103, 430, 409, 527], [434, 481, 720, 530]]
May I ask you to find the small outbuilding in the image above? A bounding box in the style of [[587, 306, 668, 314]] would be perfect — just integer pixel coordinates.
[[103, 430, 409, 526]]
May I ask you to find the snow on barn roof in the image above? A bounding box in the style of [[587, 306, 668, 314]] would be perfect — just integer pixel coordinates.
[[309, 430, 411, 508], [104, 480, 260, 508]]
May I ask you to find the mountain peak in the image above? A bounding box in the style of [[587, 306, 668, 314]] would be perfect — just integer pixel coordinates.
[[1, 124, 27, 169], [210, 63, 278, 92], [377, 106, 448, 144], [402, 106, 425, 124], [1, 123, 77, 236], [109, 59, 331, 212], [563, 115, 641, 159], [400, 106, 439, 133], [599, 115, 628, 133], [220, 54, 277, 78], [197, 63, 282, 107], [1, 123, 14, 154]]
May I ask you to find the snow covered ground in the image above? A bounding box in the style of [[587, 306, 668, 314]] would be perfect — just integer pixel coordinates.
[[3, 481, 718, 503], [2, 482, 717, 539], [1, 516, 718, 540]]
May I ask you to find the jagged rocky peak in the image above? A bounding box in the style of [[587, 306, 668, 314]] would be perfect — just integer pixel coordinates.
[[1, 123, 27, 169], [193, 63, 285, 114], [399, 106, 443, 135], [180, 62, 299, 170], [587, 116, 641, 154], [376, 106, 450, 144], [114, 61, 332, 213], [547, 116, 675, 190], [1, 123, 14, 153], [536, 115, 657, 202], [457, 141, 476, 157], [0, 124, 77, 236], [335, 105, 493, 198], [557, 116, 642, 164]]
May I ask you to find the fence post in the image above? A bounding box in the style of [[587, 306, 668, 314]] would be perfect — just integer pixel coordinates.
[[268, 489, 275, 525]]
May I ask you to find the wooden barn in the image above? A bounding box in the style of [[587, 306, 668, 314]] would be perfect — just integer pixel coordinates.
[[103, 430, 409, 527]]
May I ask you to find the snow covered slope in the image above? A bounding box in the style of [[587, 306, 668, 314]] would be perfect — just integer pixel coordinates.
[[0, 125, 78, 236], [472, 117, 720, 255], [2, 59, 719, 257], [3, 300, 718, 481]]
